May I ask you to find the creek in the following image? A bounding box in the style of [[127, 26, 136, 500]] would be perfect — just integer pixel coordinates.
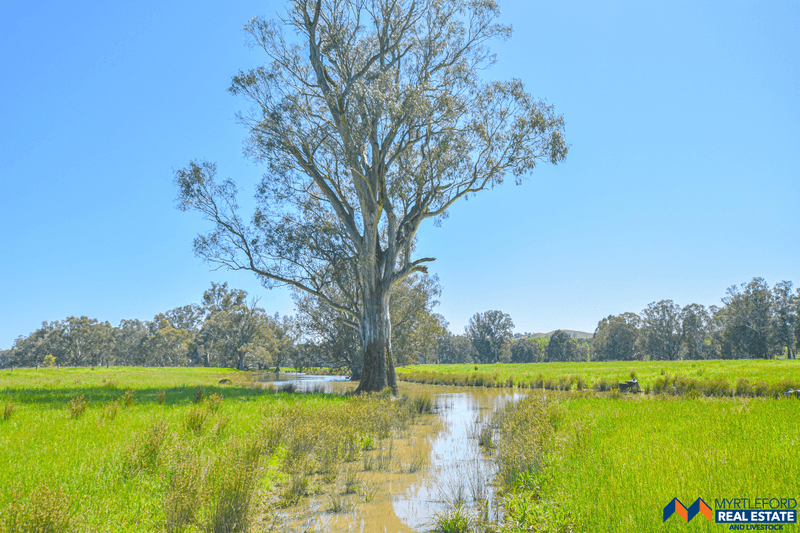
[[258, 373, 524, 532]]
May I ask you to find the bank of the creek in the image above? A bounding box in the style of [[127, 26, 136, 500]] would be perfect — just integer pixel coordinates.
[[258, 373, 524, 532]]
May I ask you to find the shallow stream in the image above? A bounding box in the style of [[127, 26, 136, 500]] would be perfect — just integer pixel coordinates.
[[259, 373, 524, 532]]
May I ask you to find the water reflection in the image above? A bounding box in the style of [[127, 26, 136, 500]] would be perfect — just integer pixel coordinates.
[[255, 371, 352, 393], [392, 391, 525, 530]]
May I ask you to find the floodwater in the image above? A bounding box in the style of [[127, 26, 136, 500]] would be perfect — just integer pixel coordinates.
[[260, 373, 524, 532]]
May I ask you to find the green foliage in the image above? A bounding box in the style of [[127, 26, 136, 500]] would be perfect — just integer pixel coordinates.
[[546, 330, 581, 362], [184, 405, 210, 435]]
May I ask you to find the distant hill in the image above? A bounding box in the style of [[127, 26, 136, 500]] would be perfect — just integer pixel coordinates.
[[514, 330, 593, 340]]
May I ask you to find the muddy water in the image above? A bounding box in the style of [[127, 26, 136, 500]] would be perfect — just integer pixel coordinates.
[[261, 374, 524, 532]]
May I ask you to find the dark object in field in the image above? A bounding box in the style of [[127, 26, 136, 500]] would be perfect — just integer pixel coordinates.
[[618, 378, 641, 393], [218, 379, 232, 385], [784, 389, 800, 398]]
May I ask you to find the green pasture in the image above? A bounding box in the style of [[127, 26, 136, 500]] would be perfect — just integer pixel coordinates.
[[496, 393, 800, 533], [397, 360, 800, 395], [0, 367, 423, 533]]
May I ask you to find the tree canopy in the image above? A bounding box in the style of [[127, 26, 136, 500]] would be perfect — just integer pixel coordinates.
[[174, 0, 568, 392]]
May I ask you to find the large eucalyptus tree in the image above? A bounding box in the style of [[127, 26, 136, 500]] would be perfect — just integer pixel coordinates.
[[175, 0, 568, 392]]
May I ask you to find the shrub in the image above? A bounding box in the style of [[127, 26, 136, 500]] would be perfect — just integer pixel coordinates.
[[652, 375, 670, 395], [157, 390, 166, 405], [1, 484, 72, 533], [68, 395, 89, 419], [575, 376, 586, 391], [558, 376, 573, 391], [42, 354, 57, 368], [505, 376, 515, 388]]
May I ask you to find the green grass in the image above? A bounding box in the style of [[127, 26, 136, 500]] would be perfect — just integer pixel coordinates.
[[397, 360, 800, 396], [494, 392, 800, 533], [0, 367, 425, 532]]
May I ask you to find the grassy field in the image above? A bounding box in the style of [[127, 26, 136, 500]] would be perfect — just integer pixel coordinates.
[[2, 365, 798, 533], [397, 360, 800, 396], [491, 392, 800, 533], [0, 367, 430, 533]]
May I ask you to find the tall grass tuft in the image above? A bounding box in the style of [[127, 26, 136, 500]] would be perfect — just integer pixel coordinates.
[[1, 484, 72, 533], [406, 390, 434, 414], [124, 418, 169, 476], [278, 382, 297, 393], [68, 394, 88, 418], [164, 447, 203, 533], [157, 390, 166, 405], [193, 387, 205, 404], [207, 392, 224, 412], [101, 402, 118, 422], [431, 503, 471, 533], [185, 405, 210, 435], [120, 389, 134, 408], [2, 401, 15, 421], [343, 465, 361, 494], [493, 396, 554, 487], [207, 437, 264, 533]]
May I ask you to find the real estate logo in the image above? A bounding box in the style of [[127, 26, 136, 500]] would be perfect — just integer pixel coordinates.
[[664, 497, 797, 529], [663, 497, 714, 523]]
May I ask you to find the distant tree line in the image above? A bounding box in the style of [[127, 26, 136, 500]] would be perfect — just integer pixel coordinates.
[[592, 277, 798, 361], [0, 275, 449, 374], [3, 276, 796, 370], [431, 277, 798, 364], [433, 311, 590, 365], [0, 283, 297, 370]]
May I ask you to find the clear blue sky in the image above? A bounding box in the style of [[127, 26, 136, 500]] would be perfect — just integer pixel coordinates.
[[1, 0, 798, 349]]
